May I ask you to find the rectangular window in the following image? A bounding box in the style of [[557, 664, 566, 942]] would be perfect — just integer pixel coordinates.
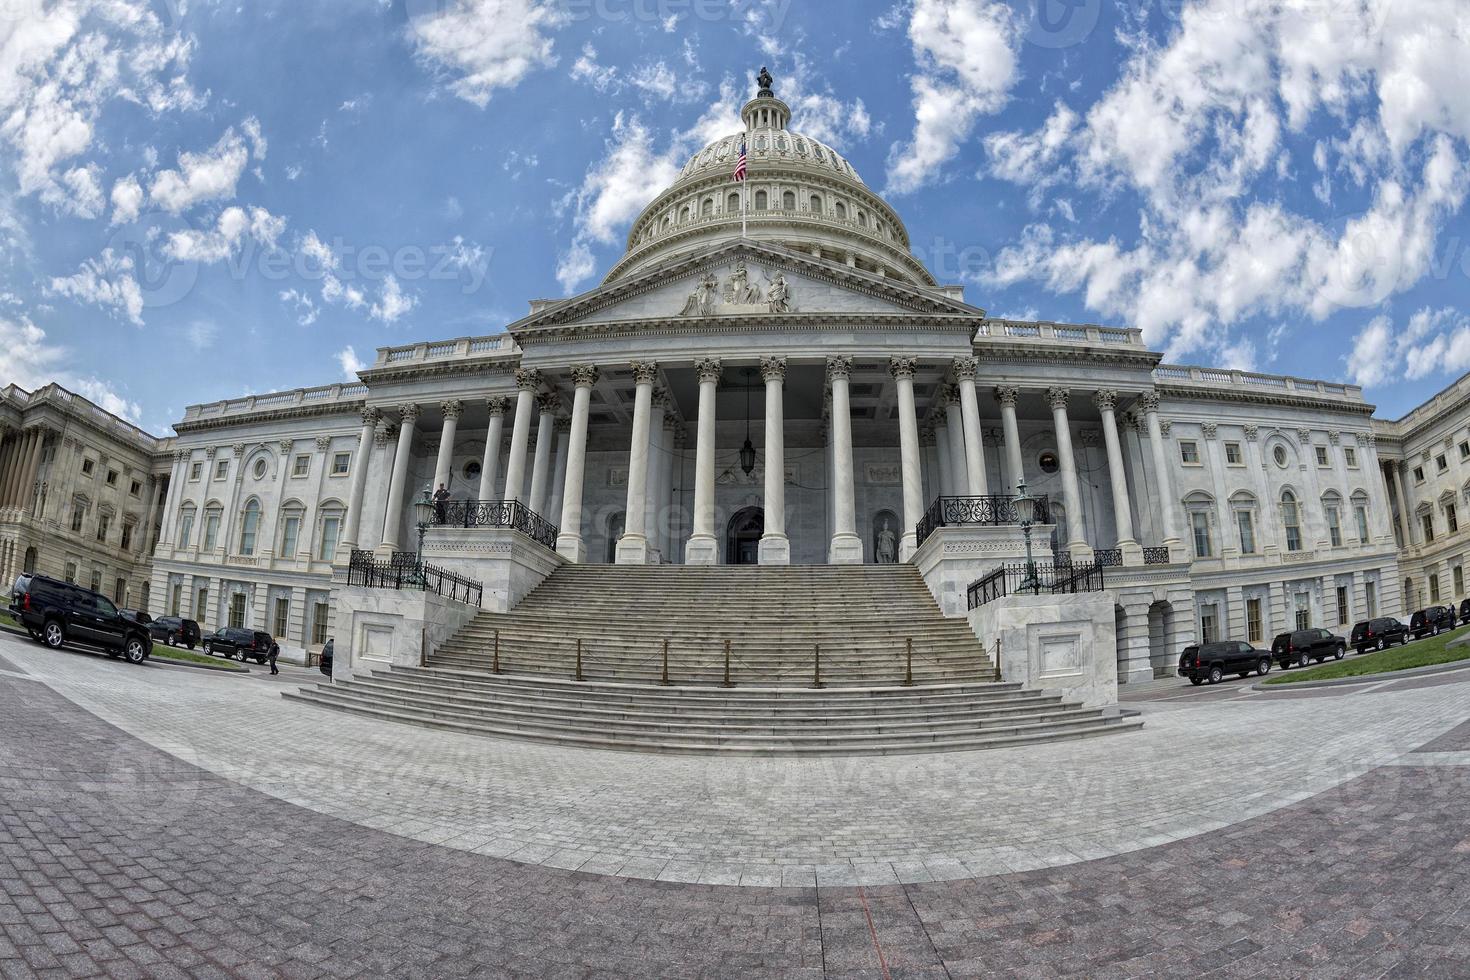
[[1294, 593, 1310, 631], [170, 584, 182, 617], [1327, 507, 1342, 547], [189, 462, 202, 481], [89, 570, 101, 593], [106, 469, 117, 486], [179, 514, 194, 549], [1224, 442, 1242, 464], [1191, 512, 1212, 558], [331, 452, 350, 476], [1199, 603, 1218, 644], [312, 602, 330, 645], [203, 512, 220, 551], [319, 516, 341, 561], [1430, 573, 1441, 603], [1236, 510, 1256, 554], [1457, 566, 1465, 597], [70, 505, 84, 533], [1344, 447, 1357, 467], [1423, 513, 1436, 542], [96, 513, 110, 543], [1461, 441, 1470, 460], [1315, 446, 1329, 467], [214, 460, 228, 480], [1246, 598, 1262, 644], [64, 562, 76, 584], [1439, 454, 1449, 473], [114, 578, 126, 605], [281, 515, 301, 558], [273, 597, 289, 638], [129, 480, 141, 496], [293, 455, 309, 477], [228, 593, 246, 629], [81, 458, 94, 476], [1366, 581, 1378, 618], [1414, 466, 1426, 483], [1450, 503, 1461, 534], [1179, 441, 1200, 464], [1355, 505, 1369, 543], [1336, 586, 1349, 626], [195, 588, 209, 624], [120, 523, 133, 550]]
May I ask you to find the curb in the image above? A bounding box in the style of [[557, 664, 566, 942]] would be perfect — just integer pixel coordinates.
[[149, 654, 250, 674], [1252, 655, 1470, 691]]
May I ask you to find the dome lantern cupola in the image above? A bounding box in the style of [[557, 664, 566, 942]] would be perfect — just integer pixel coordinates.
[[741, 65, 790, 132]]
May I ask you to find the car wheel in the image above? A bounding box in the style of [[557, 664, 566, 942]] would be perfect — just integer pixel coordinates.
[[1257, 658, 1271, 676], [1297, 652, 1312, 669], [1189, 677, 1204, 686], [186, 641, 196, 651], [123, 639, 146, 665], [167, 632, 177, 647], [1207, 666, 1223, 684], [42, 620, 65, 649], [1335, 647, 1346, 660], [1377, 638, 1387, 651]]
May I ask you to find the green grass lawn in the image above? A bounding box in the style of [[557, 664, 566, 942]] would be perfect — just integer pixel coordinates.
[[152, 647, 248, 671], [1263, 627, 1470, 684]]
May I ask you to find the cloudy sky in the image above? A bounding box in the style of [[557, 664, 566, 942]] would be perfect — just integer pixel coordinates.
[[2, 0, 1468, 434]]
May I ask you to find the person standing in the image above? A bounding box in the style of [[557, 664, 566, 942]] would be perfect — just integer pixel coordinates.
[[268, 641, 279, 676], [433, 482, 450, 524], [320, 638, 334, 681]]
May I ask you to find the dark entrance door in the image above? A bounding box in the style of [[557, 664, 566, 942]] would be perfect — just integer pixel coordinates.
[[726, 507, 764, 565]]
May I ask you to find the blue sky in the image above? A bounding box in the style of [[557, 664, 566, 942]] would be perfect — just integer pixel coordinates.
[[2, 0, 1468, 435]]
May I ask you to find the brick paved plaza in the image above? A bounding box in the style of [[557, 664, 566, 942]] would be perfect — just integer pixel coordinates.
[[4, 632, 1470, 977]]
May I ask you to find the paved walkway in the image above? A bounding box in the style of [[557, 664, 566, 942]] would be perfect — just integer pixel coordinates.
[[5, 640, 1470, 975]]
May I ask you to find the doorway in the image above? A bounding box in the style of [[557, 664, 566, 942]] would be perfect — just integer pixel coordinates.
[[726, 507, 764, 565]]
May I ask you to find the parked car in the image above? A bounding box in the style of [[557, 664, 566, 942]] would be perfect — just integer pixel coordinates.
[[1271, 628, 1347, 669], [1178, 640, 1272, 685], [147, 616, 201, 650], [1460, 598, 1470, 623], [1350, 617, 1409, 653], [7, 574, 153, 665], [319, 641, 333, 678], [203, 627, 278, 664], [118, 609, 152, 627], [1410, 606, 1456, 639]]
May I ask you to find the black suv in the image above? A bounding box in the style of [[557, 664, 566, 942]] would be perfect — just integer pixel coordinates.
[[1350, 617, 1409, 653], [204, 627, 278, 664], [1460, 598, 1470, 623], [1272, 628, 1347, 669], [1178, 640, 1272, 685], [148, 616, 202, 650], [8, 574, 153, 665], [1410, 606, 1456, 639]]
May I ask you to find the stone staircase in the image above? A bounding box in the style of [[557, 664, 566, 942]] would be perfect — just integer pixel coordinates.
[[286, 564, 1142, 755]]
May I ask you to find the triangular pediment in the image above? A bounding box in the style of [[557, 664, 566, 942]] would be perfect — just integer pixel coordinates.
[[508, 240, 982, 335]]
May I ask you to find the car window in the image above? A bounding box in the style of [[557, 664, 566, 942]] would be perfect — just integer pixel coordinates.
[[93, 596, 117, 616]]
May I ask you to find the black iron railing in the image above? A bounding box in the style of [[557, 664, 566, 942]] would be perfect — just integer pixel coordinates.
[[915, 494, 1053, 547], [1093, 548, 1124, 567], [966, 561, 1106, 610], [1142, 546, 1171, 565], [431, 499, 559, 550], [347, 551, 483, 608]]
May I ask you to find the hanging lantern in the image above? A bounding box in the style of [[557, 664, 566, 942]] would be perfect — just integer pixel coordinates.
[[739, 367, 757, 476]]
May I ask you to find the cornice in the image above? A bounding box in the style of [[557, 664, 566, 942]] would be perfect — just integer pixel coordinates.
[[357, 356, 520, 385], [514, 310, 982, 347], [172, 398, 367, 435], [1154, 381, 1376, 417], [973, 342, 1161, 370]]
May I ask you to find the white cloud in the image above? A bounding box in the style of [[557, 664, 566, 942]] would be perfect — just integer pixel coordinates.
[[161, 205, 286, 262], [183, 320, 218, 351], [149, 123, 260, 214], [629, 62, 678, 101], [1345, 308, 1470, 387], [109, 174, 143, 225], [885, 0, 1021, 194], [570, 43, 618, 93], [407, 0, 567, 107], [0, 312, 139, 421], [279, 289, 318, 326], [369, 274, 416, 324], [47, 249, 144, 326], [337, 345, 366, 381]]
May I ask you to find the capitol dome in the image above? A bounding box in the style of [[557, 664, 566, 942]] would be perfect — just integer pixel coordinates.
[[602, 72, 937, 289]]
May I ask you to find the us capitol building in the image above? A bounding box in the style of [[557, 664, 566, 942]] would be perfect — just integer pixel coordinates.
[[0, 76, 1461, 686]]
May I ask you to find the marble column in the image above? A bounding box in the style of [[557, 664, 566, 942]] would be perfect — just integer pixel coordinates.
[[1388, 458, 1411, 546], [528, 392, 559, 515], [1140, 390, 1182, 556], [3, 429, 33, 507], [547, 419, 571, 539], [996, 385, 1025, 496], [642, 390, 668, 563], [686, 358, 722, 565], [432, 400, 462, 495], [1095, 390, 1140, 559], [953, 357, 988, 495], [656, 416, 677, 563], [158, 451, 187, 547], [502, 368, 540, 504], [891, 356, 923, 561], [556, 366, 598, 562], [827, 356, 863, 564], [339, 406, 380, 558], [933, 412, 955, 498], [477, 397, 507, 502], [942, 390, 967, 497], [1047, 387, 1089, 556], [379, 404, 419, 553], [617, 361, 658, 564], [759, 356, 790, 565]]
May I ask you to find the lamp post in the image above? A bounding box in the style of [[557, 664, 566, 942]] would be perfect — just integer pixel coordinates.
[[412, 488, 435, 575], [1014, 479, 1040, 594]]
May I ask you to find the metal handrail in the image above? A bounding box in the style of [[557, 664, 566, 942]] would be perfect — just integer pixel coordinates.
[[967, 561, 1106, 610], [1142, 546, 1171, 565], [431, 499, 559, 550], [916, 494, 1052, 547], [346, 551, 483, 608]]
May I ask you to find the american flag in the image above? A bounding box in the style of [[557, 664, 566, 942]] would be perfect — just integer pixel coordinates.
[[733, 140, 747, 181]]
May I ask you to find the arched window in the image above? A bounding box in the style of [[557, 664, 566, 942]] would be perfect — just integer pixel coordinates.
[[727, 192, 740, 213], [834, 200, 847, 220], [202, 505, 222, 552], [857, 209, 868, 227], [1281, 490, 1302, 552], [754, 190, 768, 210], [1229, 492, 1257, 555], [679, 205, 690, 223], [1322, 491, 1344, 547], [1351, 490, 1371, 543], [317, 502, 345, 561], [782, 190, 796, 210], [810, 194, 823, 213], [178, 504, 196, 549], [279, 501, 305, 559], [22, 547, 36, 574], [1183, 491, 1215, 559], [701, 197, 713, 216], [239, 499, 261, 556]]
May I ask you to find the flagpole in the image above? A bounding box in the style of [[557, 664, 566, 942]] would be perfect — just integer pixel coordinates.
[[741, 162, 748, 240]]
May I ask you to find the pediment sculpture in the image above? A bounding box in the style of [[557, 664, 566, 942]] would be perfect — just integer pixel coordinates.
[[678, 263, 794, 317]]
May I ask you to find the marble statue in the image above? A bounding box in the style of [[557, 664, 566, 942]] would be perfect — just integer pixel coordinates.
[[729, 260, 763, 305], [876, 520, 897, 564], [680, 273, 720, 316], [767, 273, 791, 313], [757, 66, 773, 94]]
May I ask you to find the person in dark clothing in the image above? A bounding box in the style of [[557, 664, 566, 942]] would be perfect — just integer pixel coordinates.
[[320, 638, 334, 680], [433, 483, 450, 523], [268, 642, 279, 676]]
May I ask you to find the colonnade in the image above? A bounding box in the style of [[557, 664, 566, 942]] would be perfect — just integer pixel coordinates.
[[0, 424, 47, 516]]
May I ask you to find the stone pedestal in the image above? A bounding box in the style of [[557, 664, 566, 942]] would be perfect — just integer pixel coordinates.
[[758, 533, 790, 565], [912, 523, 1048, 617], [329, 582, 481, 682], [827, 533, 864, 565], [616, 535, 651, 566], [421, 526, 564, 613], [555, 534, 587, 564], [967, 591, 1118, 708], [686, 534, 719, 565]]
